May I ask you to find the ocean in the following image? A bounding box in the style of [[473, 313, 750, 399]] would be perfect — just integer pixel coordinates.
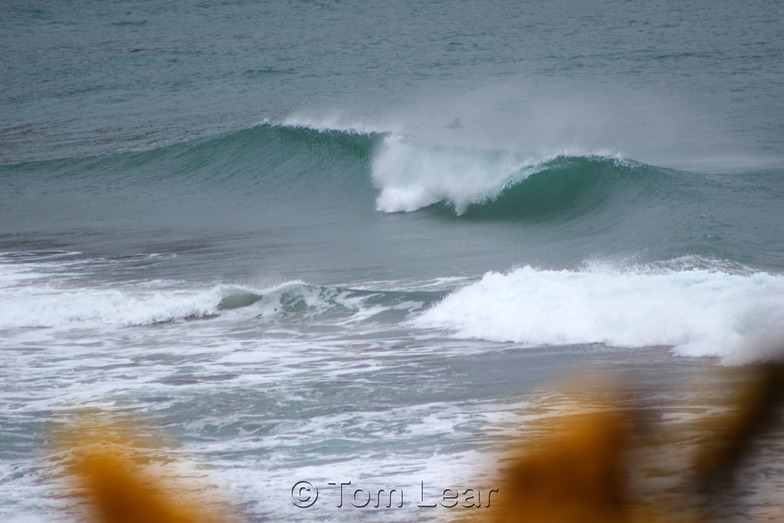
[[2, 0, 784, 520]]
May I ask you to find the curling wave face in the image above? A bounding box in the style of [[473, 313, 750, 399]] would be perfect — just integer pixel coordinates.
[[371, 133, 631, 215]]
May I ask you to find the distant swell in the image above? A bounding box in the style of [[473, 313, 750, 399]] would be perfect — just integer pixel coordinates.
[[0, 122, 382, 190]]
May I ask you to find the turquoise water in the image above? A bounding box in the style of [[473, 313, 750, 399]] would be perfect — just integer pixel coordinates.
[[2, 1, 784, 520]]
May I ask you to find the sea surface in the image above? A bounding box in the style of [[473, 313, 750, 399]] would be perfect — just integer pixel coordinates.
[[2, 1, 784, 521]]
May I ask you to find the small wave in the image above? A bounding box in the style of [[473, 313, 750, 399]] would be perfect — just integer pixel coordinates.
[[223, 282, 446, 325], [219, 291, 264, 310], [0, 284, 224, 328], [0, 270, 444, 329], [413, 260, 784, 364]]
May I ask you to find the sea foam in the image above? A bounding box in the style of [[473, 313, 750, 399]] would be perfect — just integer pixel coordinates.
[[371, 135, 535, 213], [0, 284, 225, 328], [414, 264, 784, 364]]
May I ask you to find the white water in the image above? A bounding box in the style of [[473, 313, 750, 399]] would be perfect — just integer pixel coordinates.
[[414, 263, 784, 364]]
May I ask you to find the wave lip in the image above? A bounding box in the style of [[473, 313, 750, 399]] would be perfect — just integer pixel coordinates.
[[413, 262, 784, 364], [278, 115, 394, 136], [371, 134, 628, 216]]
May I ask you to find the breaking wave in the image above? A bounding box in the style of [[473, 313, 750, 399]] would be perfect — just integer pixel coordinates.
[[414, 259, 784, 364]]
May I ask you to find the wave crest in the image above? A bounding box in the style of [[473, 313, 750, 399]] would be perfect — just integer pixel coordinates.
[[370, 134, 635, 216]]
